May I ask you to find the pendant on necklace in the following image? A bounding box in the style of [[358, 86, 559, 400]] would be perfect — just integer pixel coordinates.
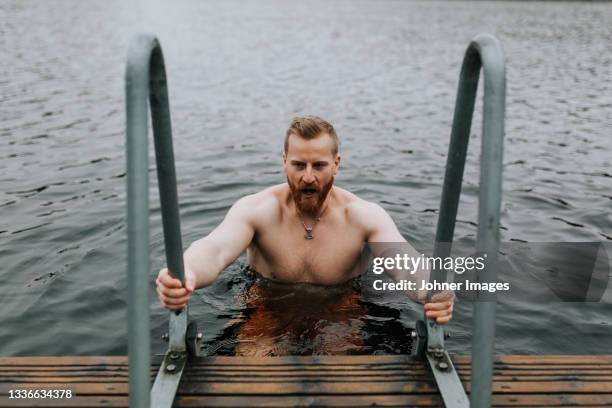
[[304, 227, 313, 240]]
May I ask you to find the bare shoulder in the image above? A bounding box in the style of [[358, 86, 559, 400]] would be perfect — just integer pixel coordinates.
[[334, 187, 388, 227], [335, 187, 403, 241], [230, 184, 283, 223]]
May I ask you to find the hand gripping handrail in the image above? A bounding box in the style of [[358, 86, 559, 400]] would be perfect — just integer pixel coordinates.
[[126, 34, 189, 408], [428, 33, 506, 407]]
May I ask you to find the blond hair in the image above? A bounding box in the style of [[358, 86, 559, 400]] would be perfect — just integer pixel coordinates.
[[284, 116, 339, 155]]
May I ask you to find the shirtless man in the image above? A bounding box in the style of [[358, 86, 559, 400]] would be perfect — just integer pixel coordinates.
[[156, 116, 454, 329]]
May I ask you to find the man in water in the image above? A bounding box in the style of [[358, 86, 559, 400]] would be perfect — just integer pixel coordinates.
[[156, 116, 454, 335]]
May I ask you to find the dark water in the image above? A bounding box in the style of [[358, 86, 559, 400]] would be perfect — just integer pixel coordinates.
[[200, 268, 415, 356], [1, 0, 611, 356]]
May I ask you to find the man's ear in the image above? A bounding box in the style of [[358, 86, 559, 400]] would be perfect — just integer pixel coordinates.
[[334, 154, 341, 175], [282, 152, 288, 172]]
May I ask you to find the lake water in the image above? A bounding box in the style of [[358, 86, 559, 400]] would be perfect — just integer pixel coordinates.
[[1, 0, 611, 356]]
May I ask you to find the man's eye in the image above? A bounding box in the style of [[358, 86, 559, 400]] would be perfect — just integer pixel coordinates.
[[314, 163, 326, 169], [294, 163, 305, 169]]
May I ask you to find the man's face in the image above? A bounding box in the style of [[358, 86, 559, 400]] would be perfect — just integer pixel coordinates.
[[283, 133, 340, 215]]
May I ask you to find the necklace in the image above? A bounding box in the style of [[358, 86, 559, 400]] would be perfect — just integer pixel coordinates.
[[301, 216, 321, 240], [298, 197, 330, 240]]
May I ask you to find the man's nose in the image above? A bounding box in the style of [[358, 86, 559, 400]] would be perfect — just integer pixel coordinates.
[[303, 167, 315, 183]]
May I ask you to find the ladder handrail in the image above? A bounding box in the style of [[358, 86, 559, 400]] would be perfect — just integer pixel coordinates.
[[431, 33, 506, 408], [124, 31, 505, 408], [126, 33, 187, 408]]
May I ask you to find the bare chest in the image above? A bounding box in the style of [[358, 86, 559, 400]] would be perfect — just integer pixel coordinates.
[[247, 216, 367, 285]]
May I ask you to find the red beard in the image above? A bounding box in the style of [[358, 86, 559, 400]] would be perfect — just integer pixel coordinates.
[[287, 176, 334, 215]]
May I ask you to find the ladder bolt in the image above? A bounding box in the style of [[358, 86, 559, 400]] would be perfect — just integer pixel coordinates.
[[437, 362, 449, 371]]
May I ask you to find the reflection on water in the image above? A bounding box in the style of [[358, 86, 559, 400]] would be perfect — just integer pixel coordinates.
[[201, 269, 413, 356], [1, 0, 611, 356]]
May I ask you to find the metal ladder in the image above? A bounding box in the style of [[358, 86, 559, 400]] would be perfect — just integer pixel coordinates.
[[125, 33, 505, 407], [125, 34, 201, 408], [412, 33, 506, 408]]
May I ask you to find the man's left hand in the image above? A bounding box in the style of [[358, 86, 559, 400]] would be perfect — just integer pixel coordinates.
[[424, 290, 455, 325]]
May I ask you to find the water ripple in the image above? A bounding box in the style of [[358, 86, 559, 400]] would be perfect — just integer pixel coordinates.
[[1, 0, 611, 356]]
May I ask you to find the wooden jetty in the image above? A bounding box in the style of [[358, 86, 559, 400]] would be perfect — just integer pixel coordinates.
[[1, 354, 612, 407]]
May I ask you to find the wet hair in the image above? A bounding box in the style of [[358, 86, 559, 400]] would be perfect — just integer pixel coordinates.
[[284, 116, 339, 155]]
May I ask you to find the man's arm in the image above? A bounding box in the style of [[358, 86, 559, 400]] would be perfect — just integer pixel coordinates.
[[156, 195, 257, 310], [364, 202, 455, 325], [365, 203, 428, 302], [184, 196, 256, 288]]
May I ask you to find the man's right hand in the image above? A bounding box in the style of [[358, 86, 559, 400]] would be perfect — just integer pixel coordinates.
[[156, 266, 196, 311]]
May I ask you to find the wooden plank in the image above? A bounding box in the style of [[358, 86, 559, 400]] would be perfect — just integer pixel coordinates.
[[186, 355, 419, 365], [3, 379, 611, 396], [2, 354, 612, 367], [1, 355, 612, 407], [5, 372, 612, 384], [183, 374, 612, 382], [178, 380, 612, 395], [491, 394, 612, 407], [0, 357, 128, 366], [0, 396, 129, 407], [0, 395, 438, 408], [1, 374, 434, 384], [4, 367, 612, 379], [173, 394, 443, 407], [2, 394, 608, 408], [451, 355, 612, 365], [0, 382, 437, 396], [493, 355, 612, 365], [173, 394, 612, 408], [2, 394, 612, 408], [6, 374, 612, 383], [488, 381, 612, 394], [177, 380, 439, 395], [0, 366, 428, 375], [5, 367, 612, 381], [3, 361, 612, 373], [0, 383, 128, 395]]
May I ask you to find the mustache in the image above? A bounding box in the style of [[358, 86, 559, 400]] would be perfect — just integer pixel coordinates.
[[287, 176, 334, 215], [299, 185, 319, 193]]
